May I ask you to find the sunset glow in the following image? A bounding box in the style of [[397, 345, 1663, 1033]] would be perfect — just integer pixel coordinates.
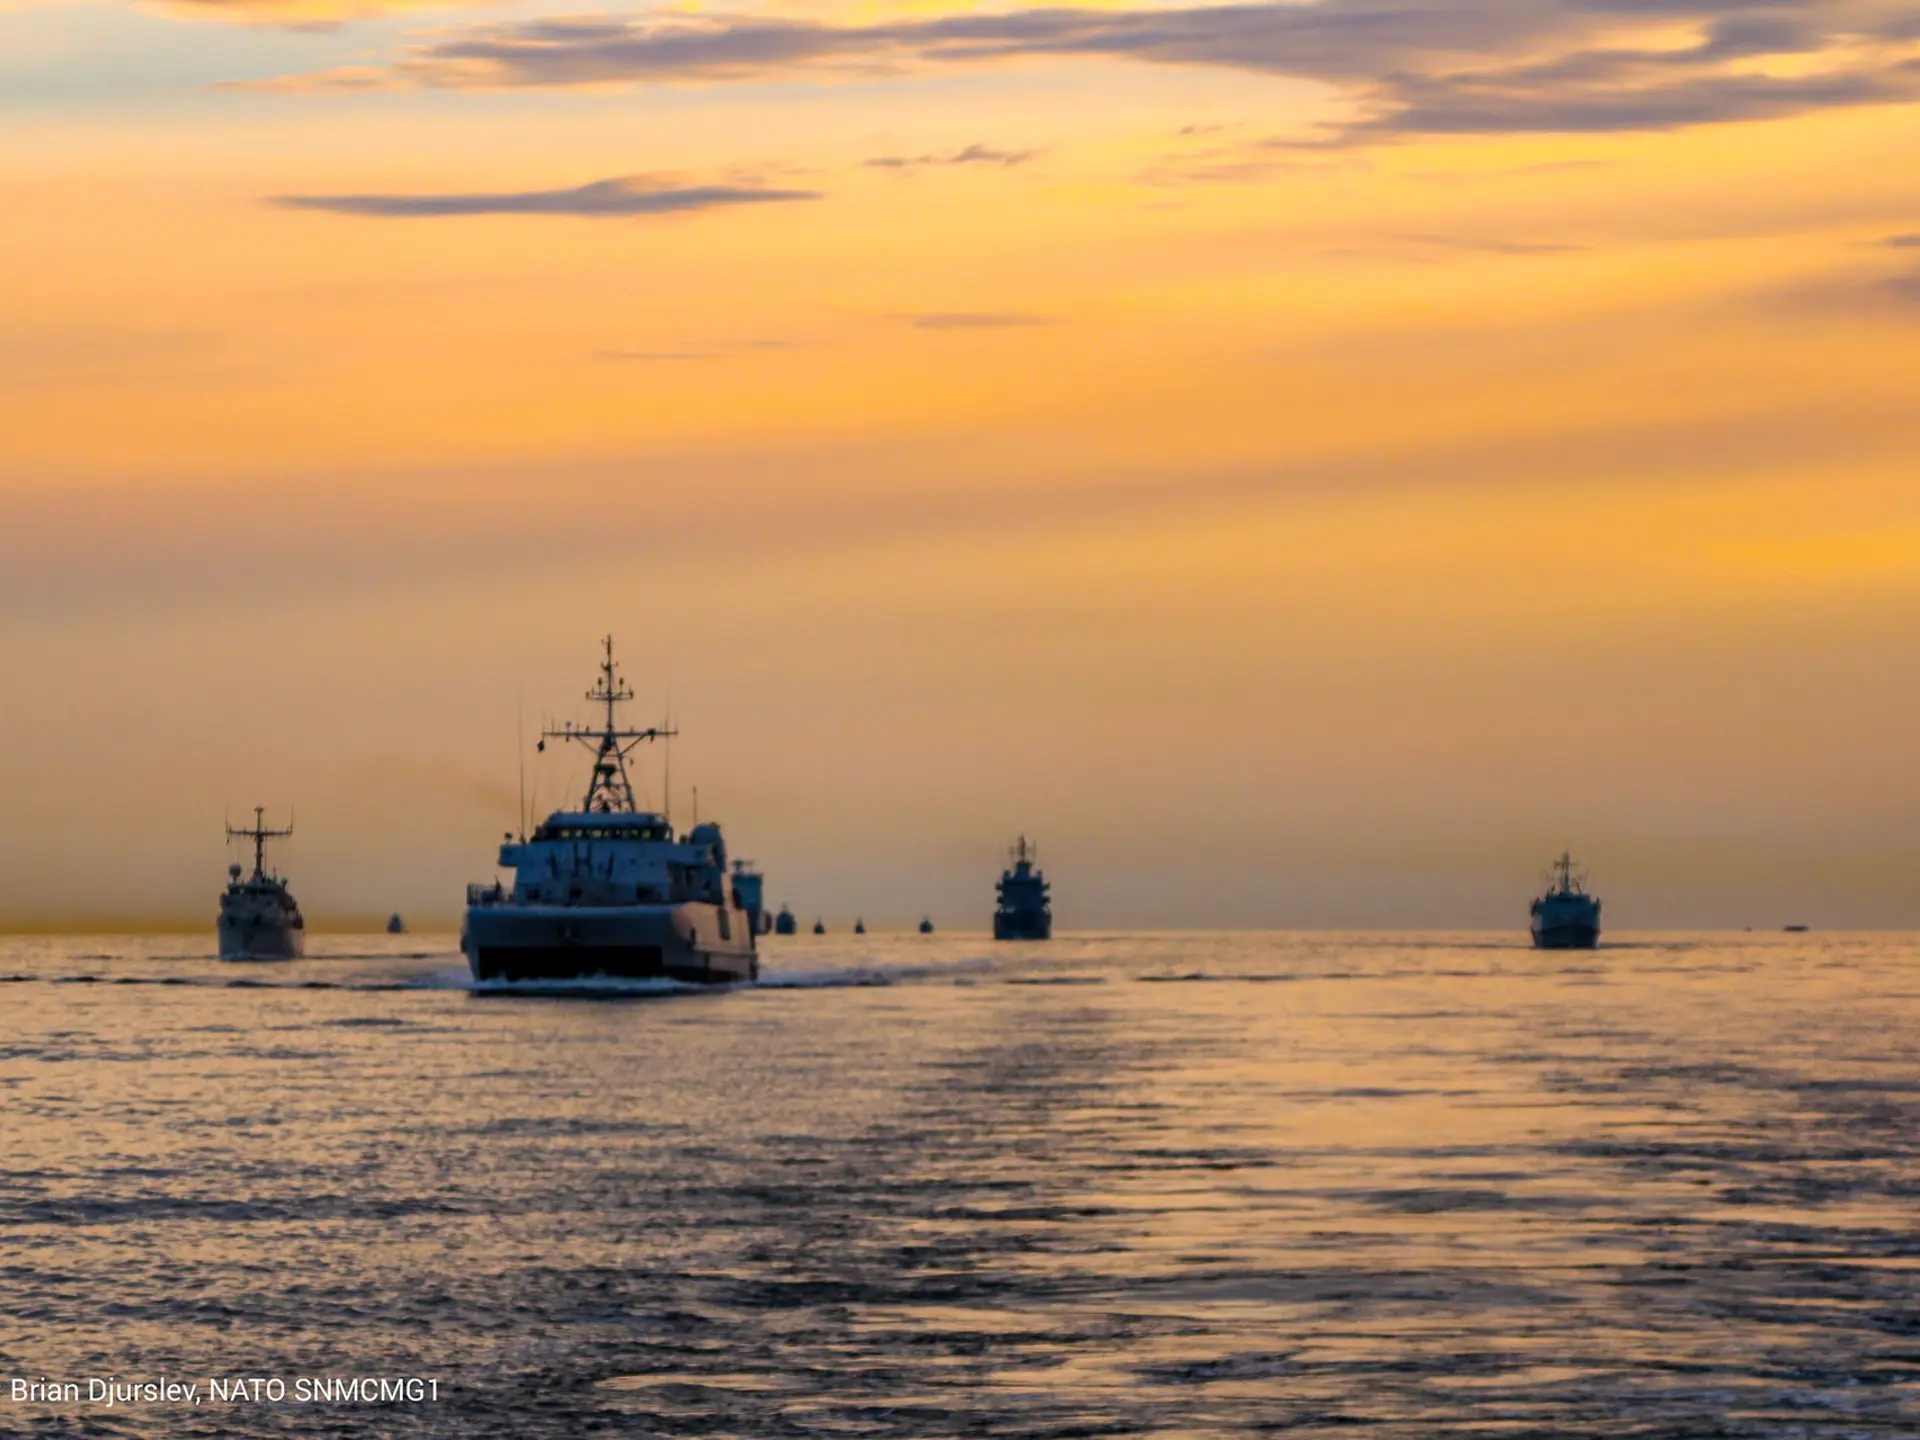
[[3, 0, 1917, 927]]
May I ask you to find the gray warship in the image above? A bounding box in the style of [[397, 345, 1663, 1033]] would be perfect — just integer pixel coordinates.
[[993, 835, 1052, 940], [773, 904, 797, 936], [1530, 852, 1602, 950], [218, 808, 305, 960], [462, 637, 757, 985]]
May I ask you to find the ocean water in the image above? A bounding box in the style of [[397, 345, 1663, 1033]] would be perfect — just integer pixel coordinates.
[[1, 931, 1917, 1437]]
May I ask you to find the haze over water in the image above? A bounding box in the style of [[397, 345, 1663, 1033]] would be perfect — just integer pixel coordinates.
[[4, 930, 1916, 1437]]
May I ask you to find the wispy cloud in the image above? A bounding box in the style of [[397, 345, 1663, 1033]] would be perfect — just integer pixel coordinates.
[[905, 312, 1053, 329], [1138, 130, 1367, 185], [864, 143, 1037, 170], [1885, 233, 1920, 248], [248, 1, 1920, 145], [271, 175, 821, 218], [1762, 261, 1920, 320], [1313, 231, 1585, 263], [1388, 232, 1583, 257]]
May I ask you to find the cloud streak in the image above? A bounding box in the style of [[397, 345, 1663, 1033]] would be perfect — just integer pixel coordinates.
[[250, 1, 1920, 143], [271, 175, 821, 218], [865, 143, 1038, 170]]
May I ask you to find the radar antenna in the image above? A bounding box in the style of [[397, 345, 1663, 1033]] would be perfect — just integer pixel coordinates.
[[227, 805, 294, 880], [1549, 851, 1584, 894], [540, 635, 675, 813]]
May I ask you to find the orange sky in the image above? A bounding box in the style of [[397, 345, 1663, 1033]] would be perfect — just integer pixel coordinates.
[[2, 0, 1918, 928]]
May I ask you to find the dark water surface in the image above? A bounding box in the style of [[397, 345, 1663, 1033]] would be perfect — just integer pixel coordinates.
[[2, 931, 1917, 1437]]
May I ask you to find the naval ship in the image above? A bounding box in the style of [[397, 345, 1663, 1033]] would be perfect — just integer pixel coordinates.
[[462, 637, 758, 985], [218, 808, 305, 960], [773, 904, 797, 936], [1530, 852, 1602, 949], [993, 835, 1052, 940]]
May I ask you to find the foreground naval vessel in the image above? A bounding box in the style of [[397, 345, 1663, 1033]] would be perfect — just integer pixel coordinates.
[[1530, 852, 1602, 950], [218, 808, 305, 960], [462, 637, 758, 985], [993, 835, 1052, 940]]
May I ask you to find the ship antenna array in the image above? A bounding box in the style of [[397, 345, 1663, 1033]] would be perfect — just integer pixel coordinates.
[[540, 635, 677, 814], [227, 804, 294, 879]]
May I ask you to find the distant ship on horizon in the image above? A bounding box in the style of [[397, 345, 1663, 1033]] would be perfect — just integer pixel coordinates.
[[219, 807, 304, 960], [774, 904, 797, 935], [1530, 852, 1601, 950], [994, 835, 1052, 941], [461, 637, 758, 986]]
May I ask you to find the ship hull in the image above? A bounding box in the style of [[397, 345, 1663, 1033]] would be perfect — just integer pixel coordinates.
[[463, 902, 757, 985], [1530, 919, 1600, 950], [218, 916, 304, 961], [993, 911, 1052, 941]]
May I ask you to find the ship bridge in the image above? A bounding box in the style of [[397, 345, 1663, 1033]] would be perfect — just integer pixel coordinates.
[[529, 812, 673, 843]]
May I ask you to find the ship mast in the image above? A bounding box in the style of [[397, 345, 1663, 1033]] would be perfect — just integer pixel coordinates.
[[541, 635, 675, 813], [227, 805, 293, 880]]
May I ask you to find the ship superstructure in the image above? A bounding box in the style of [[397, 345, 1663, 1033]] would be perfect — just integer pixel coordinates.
[[731, 860, 771, 936], [218, 807, 305, 960], [462, 637, 758, 985], [1530, 852, 1602, 950], [993, 835, 1052, 941]]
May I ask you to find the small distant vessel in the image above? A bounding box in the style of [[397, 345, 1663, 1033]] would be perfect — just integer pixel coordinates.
[[386, 913, 406, 935], [1530, 852, 1601, 950], [994, 835, 1052, 940], [219, 808, 305, 960], [854, 918, 867, 935], [919, 916, 934, 935], [813, 919, 826, 934], [1783, 924, 1810, 933], [774, 904, 797, 936], [462, 637, 757, 985]]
